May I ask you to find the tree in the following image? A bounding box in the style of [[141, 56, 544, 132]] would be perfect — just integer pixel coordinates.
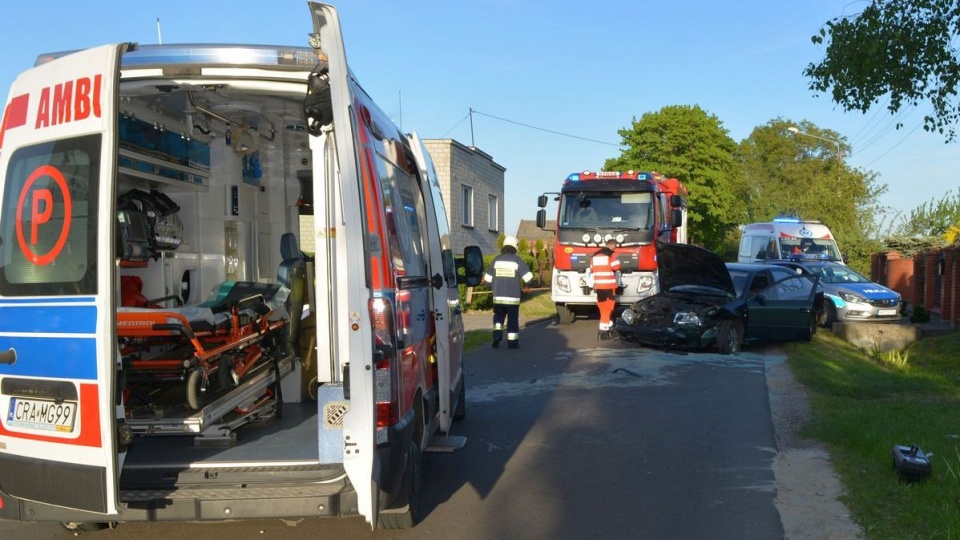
[[805, 0, 960, 141], [896, 188, 960, 236], [604, 105, 744, 251], [738, 119, 887, 270]]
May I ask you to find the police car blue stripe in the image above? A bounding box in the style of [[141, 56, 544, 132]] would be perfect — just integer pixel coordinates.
[[0, 335, 97, 379]]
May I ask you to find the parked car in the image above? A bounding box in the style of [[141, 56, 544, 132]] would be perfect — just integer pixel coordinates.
[[767, 260, 902, 326], [615, 244, 822, 354]]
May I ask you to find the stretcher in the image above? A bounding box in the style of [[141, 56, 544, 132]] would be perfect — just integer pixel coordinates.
[[118, 282, 290, 412]]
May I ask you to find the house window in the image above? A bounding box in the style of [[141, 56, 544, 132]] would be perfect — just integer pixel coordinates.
[[461, 185, 473, 227], [488, 194, 499, 232]]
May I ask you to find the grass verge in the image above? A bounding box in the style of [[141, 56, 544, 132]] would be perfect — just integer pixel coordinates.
[[463, 289, 557, 354], [784, 329, 960, 540]]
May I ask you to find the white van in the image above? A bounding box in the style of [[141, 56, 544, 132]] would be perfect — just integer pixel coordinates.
[[0, 2, 483, 530], [738, 217, 844, 264]]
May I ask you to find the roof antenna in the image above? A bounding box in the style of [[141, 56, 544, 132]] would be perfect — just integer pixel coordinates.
[[156, 17, 162, 45]]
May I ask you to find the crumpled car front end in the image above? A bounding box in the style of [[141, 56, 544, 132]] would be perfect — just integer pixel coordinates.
[[616, 292, 723, 349]]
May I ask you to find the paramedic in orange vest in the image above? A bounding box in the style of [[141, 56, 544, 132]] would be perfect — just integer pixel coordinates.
[[591, 238, 622, 339], [483, 235, 533, 349]]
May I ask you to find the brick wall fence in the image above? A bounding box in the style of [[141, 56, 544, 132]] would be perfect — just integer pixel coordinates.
[[872, 246, 960, 325]]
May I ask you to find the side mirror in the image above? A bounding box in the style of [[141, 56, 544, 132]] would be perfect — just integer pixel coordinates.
[[669, 194, 683, 207], [671, 208, 683, 228], [537, 194, 548, 208], [458, 245, 484, 287], [536, 209, 546, 228]]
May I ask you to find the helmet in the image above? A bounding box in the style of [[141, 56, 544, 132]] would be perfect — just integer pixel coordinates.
[[503, 235, 519, 249]]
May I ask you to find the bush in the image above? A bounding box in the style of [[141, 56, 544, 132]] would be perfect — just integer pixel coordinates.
[[910, 304, 931, 324]]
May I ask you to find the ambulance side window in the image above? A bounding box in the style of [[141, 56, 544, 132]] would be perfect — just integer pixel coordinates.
[[376, 157, 428, 279], [0, 135, 100, 296]]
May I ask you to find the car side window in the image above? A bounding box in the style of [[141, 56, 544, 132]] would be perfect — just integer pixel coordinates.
[[769, 275, 815, 301], [748, 272, 772, 297]]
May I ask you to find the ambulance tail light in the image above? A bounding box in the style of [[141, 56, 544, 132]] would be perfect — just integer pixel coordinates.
[[370, 298, 399, 428]]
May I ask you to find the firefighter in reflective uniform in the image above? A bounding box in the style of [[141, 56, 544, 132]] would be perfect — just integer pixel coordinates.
[[591, 239, 622, 340], [483, 235, 533, 349]]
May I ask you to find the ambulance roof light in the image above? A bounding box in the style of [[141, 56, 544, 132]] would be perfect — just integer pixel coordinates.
[[37, 44, 320, 69]]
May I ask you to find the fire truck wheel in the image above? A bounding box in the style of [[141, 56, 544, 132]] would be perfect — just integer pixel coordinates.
[[186, 368, 204, 410], [556, 303, 575, 325]]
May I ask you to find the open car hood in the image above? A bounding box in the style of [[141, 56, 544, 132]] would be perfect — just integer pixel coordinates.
[[657, 242, 736, 296]]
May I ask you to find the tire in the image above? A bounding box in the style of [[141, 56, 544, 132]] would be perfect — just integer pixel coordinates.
[[823, 302, 838, 329], [185, 368, 204, 410], [804, 314, 817, 341], [217, 356, 239, 389], [716, 320, 743, 355], [378, 442, 422, 529], [556, 303, 575, 325], [453, 372, 466, 421]]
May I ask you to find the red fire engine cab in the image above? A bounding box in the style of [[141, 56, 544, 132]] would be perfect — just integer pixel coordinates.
[[536, 171, 687, 324]]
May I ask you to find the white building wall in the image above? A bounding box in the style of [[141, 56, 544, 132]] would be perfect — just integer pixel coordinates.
[[423, 139, 504, 258]]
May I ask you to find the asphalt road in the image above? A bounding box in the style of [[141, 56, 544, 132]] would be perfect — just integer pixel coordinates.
[[2, 316, 790, 539]]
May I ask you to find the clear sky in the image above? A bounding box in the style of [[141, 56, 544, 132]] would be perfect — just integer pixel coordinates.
[[1, 1, 955, 236]]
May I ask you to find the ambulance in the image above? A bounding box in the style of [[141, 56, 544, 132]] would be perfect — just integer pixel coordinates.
[[737, 217, 844, 264], [0, 2, 483, 530]]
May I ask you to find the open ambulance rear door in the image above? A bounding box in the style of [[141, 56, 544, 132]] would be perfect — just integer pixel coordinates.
[[309, 2, 381, 528], [408, 133, 464, 433], [0, 44, 126, 516]]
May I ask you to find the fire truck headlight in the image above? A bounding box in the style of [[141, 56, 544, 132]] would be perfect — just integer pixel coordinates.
[[581, 233, 591, 243], [615, 234, 625, 243], [593, 233, 602, 244], [637, 275, 654, 292], [557, 274, 572, 293]]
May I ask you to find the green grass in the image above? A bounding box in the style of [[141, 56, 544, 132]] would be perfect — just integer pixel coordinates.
[[784, 330, 960, 539], [463, 289, 557, 354]]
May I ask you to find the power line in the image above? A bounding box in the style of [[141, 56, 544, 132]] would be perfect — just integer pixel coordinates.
[[470, 109, 624, 147], [441, 111, 471, 138]]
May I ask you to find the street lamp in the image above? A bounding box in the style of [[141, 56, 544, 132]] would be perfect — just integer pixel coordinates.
[[787, 126, 842, 183]]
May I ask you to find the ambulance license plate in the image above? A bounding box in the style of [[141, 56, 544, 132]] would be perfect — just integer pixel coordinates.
[[7, 397, 77, 432], [877, 309, 898, 316]]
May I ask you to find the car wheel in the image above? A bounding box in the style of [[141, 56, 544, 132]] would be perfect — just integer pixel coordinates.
[[556, 303, 575, 325], [823, 302, 838, 329], [804, 314, 816, 341], [716, 320, 743, 355]]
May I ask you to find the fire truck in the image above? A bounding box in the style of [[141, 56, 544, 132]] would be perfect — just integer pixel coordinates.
[[535, 171, 687, 324]]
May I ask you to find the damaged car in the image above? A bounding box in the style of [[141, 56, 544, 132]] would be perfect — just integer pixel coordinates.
[[615, 243, 822, 354]]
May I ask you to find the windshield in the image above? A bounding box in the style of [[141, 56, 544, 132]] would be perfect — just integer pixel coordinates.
[[806, 264, 871, 284], [559, 191, 653, 229], [778, 237, 841, 261]]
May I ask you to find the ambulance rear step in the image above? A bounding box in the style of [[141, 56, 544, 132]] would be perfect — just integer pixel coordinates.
[[125, 353, 294, 444]]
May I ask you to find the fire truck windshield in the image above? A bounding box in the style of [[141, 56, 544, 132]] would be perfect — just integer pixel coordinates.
[[559, 192, 653, 229]]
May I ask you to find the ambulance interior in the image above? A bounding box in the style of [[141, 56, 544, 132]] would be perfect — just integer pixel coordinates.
[[111, 48, 334, 470]]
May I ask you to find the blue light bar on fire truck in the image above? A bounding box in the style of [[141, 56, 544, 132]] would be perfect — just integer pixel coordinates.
[[565, 171, 654, 183]]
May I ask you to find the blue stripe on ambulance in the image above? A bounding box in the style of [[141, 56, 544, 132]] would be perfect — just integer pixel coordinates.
[[0, 300, 98, 380]]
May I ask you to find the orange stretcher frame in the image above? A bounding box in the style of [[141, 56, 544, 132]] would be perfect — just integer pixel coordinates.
[[117, 293, 287, 410]]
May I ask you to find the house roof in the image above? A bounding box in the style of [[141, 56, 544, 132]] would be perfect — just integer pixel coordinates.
[[516, 219, 555, 245]]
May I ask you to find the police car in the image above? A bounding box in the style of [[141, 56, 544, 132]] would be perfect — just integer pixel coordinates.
[[769, 260, 902, 326]]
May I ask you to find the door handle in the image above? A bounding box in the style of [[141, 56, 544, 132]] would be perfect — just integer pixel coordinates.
[[0, 348, 16, 365]]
